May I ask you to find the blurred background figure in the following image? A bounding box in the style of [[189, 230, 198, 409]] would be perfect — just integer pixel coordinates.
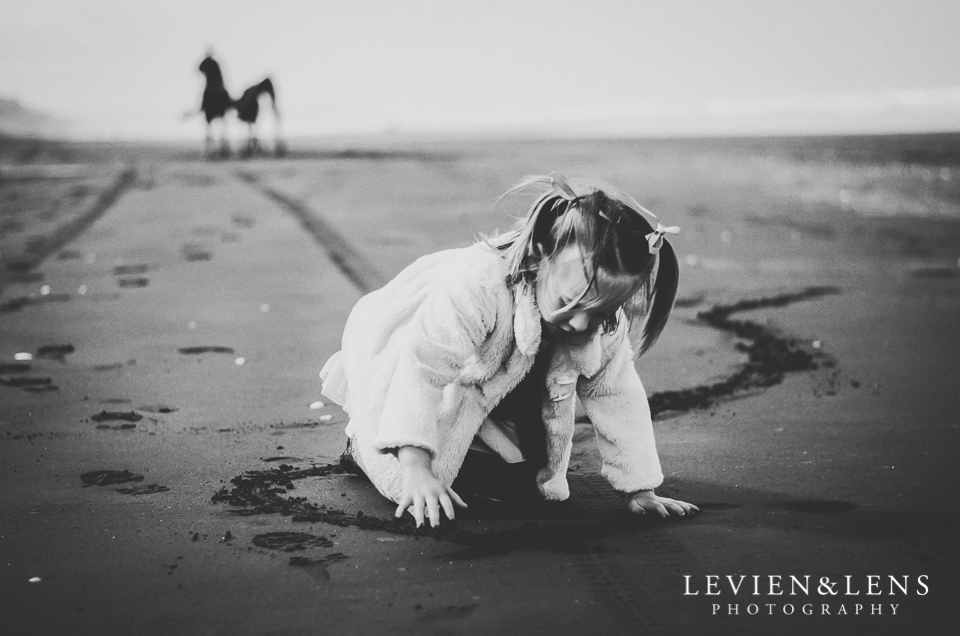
[[197, 53, 232, 158], [234, 77, 285, 158]]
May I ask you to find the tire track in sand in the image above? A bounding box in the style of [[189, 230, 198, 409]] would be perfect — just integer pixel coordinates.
[[234, 170, 387, 293]]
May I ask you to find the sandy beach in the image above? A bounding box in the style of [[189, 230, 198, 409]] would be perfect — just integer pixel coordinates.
[[1, 133, 958, 635]]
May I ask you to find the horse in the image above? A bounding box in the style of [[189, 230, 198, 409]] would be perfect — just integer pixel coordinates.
[[234, 78, 285, 158], [196, 55, 284, 158], [198, 55, 232, 157]]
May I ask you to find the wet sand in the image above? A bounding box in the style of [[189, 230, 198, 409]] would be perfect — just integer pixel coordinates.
[[1, 134, 959, 635]]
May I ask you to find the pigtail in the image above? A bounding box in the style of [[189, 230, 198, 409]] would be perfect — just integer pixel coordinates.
[[635, 237, 679, 356], [490, 175, 573, 287]]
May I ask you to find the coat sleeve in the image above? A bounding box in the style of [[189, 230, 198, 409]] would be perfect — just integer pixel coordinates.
[[577, 327, 664, 492], [372, 273, 500, 458]]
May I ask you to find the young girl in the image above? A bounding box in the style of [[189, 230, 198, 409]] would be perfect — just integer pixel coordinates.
[[320, 174, 698, 527]]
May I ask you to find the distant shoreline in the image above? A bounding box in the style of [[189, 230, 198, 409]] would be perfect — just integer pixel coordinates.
[[4, 130, 960, 169]]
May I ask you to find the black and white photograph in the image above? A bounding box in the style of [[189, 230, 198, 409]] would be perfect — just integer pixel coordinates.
[[1, 1, 958, 634]]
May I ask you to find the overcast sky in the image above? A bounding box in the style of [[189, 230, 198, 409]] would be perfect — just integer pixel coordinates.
[[3, 0, 960, 139]]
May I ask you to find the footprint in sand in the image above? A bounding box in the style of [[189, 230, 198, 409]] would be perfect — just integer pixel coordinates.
[[115, 484, 170, 495], [0, 363, 31, 374], [22, 384, 59, 393], [0, 375, 50, 387], [90, 410, 143, 423], [137, 405, 179, 414], [0, 376, 57, 392], [252, 532, 334, 552], [79, 470, 168, 494], [0, 295, 71, 312], [35, 344, 75, 361], [80, 469, 144, 486], [181, 243, 213, 262], [178, 346, 235, 355], [113, 264, 149, 275], [117, 277, 149, 288]]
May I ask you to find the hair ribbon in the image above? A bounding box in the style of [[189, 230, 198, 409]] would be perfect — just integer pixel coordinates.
[[549, 173, 578, 201], [645, 222, 680, 255]]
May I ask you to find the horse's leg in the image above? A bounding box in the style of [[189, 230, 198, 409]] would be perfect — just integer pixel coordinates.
[[218, 118, 230, 158], [271, 102, 285, 157], [251, 123, 260, 155], [240, 123, 252, 158], [273, 119, 285, 157], [204, 121, 214, 158]]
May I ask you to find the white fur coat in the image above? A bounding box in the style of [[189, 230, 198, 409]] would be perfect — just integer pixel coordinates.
[[320, 241, 664, 503]]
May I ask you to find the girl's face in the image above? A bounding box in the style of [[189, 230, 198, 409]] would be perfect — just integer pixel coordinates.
[[534, 245, 637, 338]]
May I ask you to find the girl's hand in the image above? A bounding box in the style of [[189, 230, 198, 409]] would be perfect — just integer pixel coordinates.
[[395, 446, 467, 527], [628, 490, 699, 518]]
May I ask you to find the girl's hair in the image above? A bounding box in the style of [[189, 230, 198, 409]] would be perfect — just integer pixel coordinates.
[[488, 174, 679, 357]]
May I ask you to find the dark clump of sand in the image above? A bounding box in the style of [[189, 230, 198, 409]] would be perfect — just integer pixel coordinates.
[[252, 532, 334, 551], [648, 286, 839, 416]]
